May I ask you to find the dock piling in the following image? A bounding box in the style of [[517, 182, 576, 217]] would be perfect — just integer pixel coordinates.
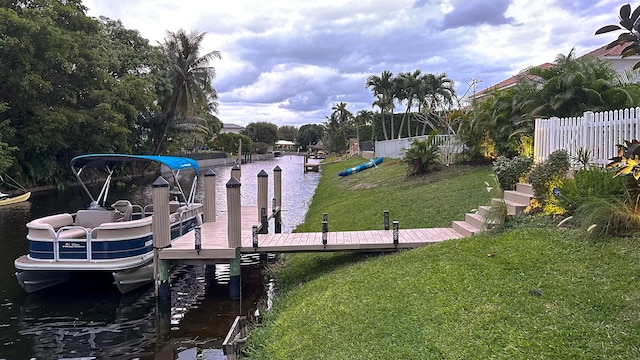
[[204, 169, 216, 223], [152, 176, 171, 298], [257, 170, 268, 234], [226, 177, 242, 300], [274, 166, 282, 234]]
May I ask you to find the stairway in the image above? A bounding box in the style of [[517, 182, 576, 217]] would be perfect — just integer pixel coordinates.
[[451, 183, 534, 237]]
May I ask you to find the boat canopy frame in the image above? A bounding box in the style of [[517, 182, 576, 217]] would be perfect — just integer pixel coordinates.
[[70, 154, 200, 208]]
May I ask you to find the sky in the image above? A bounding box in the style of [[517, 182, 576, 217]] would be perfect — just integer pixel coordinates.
[[83, 0, 624, 128]]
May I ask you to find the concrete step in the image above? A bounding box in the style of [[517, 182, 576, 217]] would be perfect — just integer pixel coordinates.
[[451, 220, 481, 237], [493, 198, 529, 216], [466, 211, 501, 230], [477, 205, 492, 217], [465, 213, 487, 230], [503, 190, 533, 206], [516, 183, 534, 196]]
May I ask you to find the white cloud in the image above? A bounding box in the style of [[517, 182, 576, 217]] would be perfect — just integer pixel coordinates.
[[83, 0, 625, 127]]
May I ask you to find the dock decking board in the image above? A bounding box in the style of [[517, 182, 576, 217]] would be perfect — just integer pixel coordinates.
[[159, 206, 465, 262]]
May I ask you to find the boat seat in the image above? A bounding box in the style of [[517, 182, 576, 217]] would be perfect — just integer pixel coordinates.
[[75, 209, 119, 228], [112, 200, 133, 222]]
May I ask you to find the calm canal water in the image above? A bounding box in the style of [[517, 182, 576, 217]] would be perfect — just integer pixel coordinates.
[[0, 155, 321, 359]]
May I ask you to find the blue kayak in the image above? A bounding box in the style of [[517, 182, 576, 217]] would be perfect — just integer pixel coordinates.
[[338, 157, 383, 177]]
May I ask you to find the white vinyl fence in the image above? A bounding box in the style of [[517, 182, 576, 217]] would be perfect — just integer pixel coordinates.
[[534, 108, 640, 167], [374, 135, 464, 164]]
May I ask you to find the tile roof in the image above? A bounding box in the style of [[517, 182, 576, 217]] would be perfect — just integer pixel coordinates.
[[473, 63, 553, 98]]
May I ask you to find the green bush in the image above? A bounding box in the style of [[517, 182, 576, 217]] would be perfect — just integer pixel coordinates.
[[492, 155, 533, 191], [557, 166, 626, 214], [574, 196, 640, 239], [527, 150, 570, 214], [401, 134, 441, 175]]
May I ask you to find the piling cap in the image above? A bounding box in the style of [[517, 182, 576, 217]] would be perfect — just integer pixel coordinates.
[[257, 170, 268, 177], [232, 164, 240, 170], [273, 165, 282, 172], [152, 176, 169, 187], [226, 177, 241, 188], [205, 168, 216, 177]]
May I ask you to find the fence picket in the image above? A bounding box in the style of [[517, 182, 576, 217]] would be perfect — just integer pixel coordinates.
[[534, 107, 640, 166]]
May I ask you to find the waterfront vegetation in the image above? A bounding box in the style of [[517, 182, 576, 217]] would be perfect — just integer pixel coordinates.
[[244, 157, 640, 359]]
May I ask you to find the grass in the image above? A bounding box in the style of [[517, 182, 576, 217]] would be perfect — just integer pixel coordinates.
[[244, 157, 640, 359], [296, 157, 494, 232]]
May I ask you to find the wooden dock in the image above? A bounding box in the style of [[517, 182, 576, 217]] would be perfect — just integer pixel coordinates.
[[159, 206, 464, 262]]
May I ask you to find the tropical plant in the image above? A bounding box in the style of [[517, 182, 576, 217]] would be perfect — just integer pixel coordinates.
[[574, 196, 640, 239], [366, 70, 395, 140], [155, 29, 221, 154], [572, 147, 593, 170], [527, 150, 570, 214], [595, 3, 640, 70], [324, 102, 354, 154], [492, 156, 533, 191], [557, 166, 626, 214], [401, 133, 441, 175]]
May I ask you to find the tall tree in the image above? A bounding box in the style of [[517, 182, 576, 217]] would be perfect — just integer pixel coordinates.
[[154, 29, 221, 154], [278, 125, 298, 141], [324, 102, 354, 154], [297, 124, 325, 150], [419, 72, 456, 135], [243, 122, 278, 145], [366, 70, 395, 140], [396, 70, 423, 138]]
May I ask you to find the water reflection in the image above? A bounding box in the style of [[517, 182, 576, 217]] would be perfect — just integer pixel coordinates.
[[1, 155, 320, 359]]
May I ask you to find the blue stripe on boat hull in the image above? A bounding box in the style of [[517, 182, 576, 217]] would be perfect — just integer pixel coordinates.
[[28, 218, 197, 260]]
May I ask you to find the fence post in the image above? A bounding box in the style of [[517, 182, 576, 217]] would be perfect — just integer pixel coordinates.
[[204, 169, 216, 223]]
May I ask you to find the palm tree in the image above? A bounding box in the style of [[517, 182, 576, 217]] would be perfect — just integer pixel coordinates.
[[418, 73, 456, 135], [396, 70, 424, 138], [155, 29, 222, 154], [366, 70, 395, 140]]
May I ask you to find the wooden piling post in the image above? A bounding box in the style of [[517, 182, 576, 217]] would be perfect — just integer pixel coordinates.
[[227, 177, 242, 300], [204, 168, 216, 223], [152, 176, 171, 298], [257, 170, 268, 234], [273, 166, 282, 234], [231, 164, 241, 182]]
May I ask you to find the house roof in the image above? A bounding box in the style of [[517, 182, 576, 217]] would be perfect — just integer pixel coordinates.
[[472, 63, 553, 99], [222, 123, 244, 130], [582, 41, 640, 58]]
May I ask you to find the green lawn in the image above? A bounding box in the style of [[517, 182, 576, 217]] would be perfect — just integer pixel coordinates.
[[244, 157, 640, 359]]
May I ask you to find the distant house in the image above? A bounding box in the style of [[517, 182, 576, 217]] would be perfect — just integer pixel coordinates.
[[583, 42, 640, 74], [470, 63, 553, 101], [471, 42, 640, 102], [220, 123, 244, 134]]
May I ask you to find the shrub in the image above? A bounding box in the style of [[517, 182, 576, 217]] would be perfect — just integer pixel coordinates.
[[492, 156, 533, 191], [527, 150, 570, 214], [574, 196, 640, 239], [402, 134, 441, 175], [557, 166, 626, 214]]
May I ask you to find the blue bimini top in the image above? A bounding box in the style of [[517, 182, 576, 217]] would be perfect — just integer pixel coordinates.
[[70, 154, 199, 173]]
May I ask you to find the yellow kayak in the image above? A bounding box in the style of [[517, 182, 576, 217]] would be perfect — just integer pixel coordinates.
[[0, 192, 31, 206]]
